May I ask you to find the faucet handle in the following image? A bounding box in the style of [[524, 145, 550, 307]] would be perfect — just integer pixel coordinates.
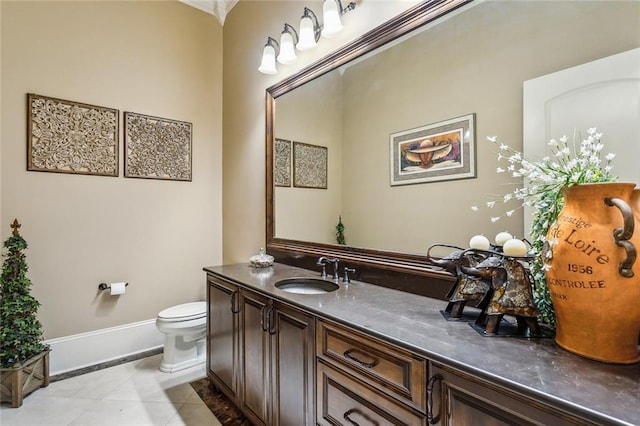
[[316, 257, 328, 278], [343, 267, 356, 283]]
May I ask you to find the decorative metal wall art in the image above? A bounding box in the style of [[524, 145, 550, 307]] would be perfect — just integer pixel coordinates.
[[274, 138, 291, 187], [124, 112, 192, 181], [390, 113, 476, 186], [27, 93, 119, 176], [293, 142, 327, 189]]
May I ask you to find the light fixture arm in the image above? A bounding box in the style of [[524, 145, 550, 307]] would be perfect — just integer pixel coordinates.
[[336, 0, 356, 14], [302, 7, 321, 42], [283, 23, 299, 45], [265, 36, 279, 53]]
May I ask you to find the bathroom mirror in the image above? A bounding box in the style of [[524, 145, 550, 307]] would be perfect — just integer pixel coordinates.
[[266, 0, 639, 276]]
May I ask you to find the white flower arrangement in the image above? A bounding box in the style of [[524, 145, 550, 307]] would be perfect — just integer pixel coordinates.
[[472, 127, 617, 326]]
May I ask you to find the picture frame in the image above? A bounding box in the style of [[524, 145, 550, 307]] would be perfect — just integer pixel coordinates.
[[124, 112, 192, 181], [27, 93, 119, 177], [274, 138, 291, 187], [293, 141, 328, 189], [389, 113, 476, 186]]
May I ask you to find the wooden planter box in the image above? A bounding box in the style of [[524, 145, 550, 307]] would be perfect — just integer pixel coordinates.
[[0, 350, 50, 408]]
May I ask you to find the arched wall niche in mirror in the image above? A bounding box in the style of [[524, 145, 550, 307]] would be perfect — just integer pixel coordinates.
[[265, 0, 640, 298]]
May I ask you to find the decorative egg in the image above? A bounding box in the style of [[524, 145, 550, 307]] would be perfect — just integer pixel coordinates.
[[503, 238, 528, 256], [494, 231, 513, 246], [469, 235, 490, 250]]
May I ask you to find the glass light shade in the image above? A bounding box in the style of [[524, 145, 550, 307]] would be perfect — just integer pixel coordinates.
[[258, 45, 278, 75], [296, 16, 317, 51], [277, 31, 297, 64], [321, 0, 343, 38]]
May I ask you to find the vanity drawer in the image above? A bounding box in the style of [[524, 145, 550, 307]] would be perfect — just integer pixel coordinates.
[[317, 320, 426, 412], [317, 360, 425, 426]]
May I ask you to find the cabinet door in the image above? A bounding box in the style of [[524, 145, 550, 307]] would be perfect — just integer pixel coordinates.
[[429, 364, 594, 426], [240, 290, 271, 426], [207, 277, 239, 398], [271, 303, 316, 426]]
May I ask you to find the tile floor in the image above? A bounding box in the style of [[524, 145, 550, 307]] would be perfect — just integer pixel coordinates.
[[0, 354, 222, 426]]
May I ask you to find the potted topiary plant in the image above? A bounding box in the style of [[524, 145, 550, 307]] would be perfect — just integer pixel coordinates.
[[0, 219, 49, 407], [335, 215, 346, 245]]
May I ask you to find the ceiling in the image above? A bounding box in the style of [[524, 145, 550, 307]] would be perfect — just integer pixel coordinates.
[[179, 0, 239, 24]]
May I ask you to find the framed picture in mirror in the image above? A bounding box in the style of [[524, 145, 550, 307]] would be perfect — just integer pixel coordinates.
[[390, 113, 476, 186], [293, 141, 327, 189], [274, 138, 291, 187]]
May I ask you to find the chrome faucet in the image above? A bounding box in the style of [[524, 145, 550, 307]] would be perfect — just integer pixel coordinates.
[[317, 256, 340, 281], [316, 257, 329, 278]]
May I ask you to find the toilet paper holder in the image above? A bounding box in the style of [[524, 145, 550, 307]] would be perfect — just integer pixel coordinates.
[[98, 282, 129, 291]]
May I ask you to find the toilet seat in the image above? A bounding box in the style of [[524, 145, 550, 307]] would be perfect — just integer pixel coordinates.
[[158, 302, 206, 322]]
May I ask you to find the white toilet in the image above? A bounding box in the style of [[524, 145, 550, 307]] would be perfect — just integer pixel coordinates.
[[155, 301, 207, 373]]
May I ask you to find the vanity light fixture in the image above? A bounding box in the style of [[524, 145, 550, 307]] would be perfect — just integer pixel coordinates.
[[277, 24, 299, 65], [258, 1, 357, 75], [258, 37, 279, 75], [296, 7, 321, 51], [321, 0, 356, 38]]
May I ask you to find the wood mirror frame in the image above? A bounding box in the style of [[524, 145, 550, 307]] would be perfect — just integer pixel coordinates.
[[265, 0, 475, 298]]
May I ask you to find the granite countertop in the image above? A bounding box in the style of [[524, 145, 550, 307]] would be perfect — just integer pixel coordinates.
[[203, 262, 640, 426]]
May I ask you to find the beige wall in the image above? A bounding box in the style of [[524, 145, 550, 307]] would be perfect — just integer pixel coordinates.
[[222, 0, 421, 263], [1, 0, 223, 339]]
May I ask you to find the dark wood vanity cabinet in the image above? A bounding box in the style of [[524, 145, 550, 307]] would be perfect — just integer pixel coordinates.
[[207, 275, 315, 426], [207, 278, 589, 426], [206, 266, 637, 426]]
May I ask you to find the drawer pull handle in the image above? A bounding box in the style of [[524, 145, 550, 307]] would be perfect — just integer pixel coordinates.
[[427, 374, 443, 425], [230, 291, 239, 314], [343, 408, 379, 426], [260, 305, 267, 331], [343, 349, 378, 368], [267, 303, 276, 335]]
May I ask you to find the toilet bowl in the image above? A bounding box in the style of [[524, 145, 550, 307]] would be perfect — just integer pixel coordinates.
[[156, 301, 207, 373]]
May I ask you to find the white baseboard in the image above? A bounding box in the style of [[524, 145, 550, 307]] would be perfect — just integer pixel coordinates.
[[44, 319, 164, 376]]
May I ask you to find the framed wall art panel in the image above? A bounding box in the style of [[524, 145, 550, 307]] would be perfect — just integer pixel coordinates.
[[27, 93, 119, 176], [293, 141, 327, 189], [124, 112, 192, 181], [390, 113, 476, 186], [274, 138, 291, 187]]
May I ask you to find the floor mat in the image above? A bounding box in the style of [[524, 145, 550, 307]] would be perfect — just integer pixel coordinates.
[[190, 377, 250, 425]]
